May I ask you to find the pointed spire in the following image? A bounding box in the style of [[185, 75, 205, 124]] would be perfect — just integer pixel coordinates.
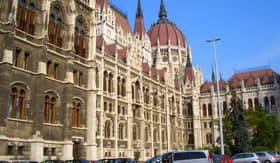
[[186, 50, 192, 67], [134, 0, 146, 39], [158, 0, 167, 21], [136, 0, 143, 18], [220, 72, 223, 81], [212, 65, 215, 81]]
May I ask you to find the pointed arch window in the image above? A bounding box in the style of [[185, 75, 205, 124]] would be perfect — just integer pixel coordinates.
[[264, 96, 269, 109], [44, 96, 56, 124], [208, 103, 212, 116], [188, 103, 193, 116], [133, 125, 137, 140], [122, 79, 126, 97], [145, 127, 149, 141], [202, 104, 207, 117], [8, 88, 25, 119], [118, 123, 124, 140], [248, 99, 253, 109], [74, 19, 86, 57], [72, 101, 81, 127], [48, 6, 63, 47], [254, 98, 259, 106], [17, 0, 35, 35], [105, 120, 111, 138], [271, 96, 276, 107]]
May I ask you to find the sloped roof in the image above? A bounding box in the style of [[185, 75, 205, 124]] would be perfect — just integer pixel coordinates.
[[96, 0, 110, 11], [184, 67, 195, 84], [114, 8, 132, 34], [142, 63, 149, 74], [117, 48, 127, 62]]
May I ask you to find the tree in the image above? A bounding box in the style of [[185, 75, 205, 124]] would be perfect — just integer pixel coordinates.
[[227, 87, 251, 154], [245, 106, 280, 150]]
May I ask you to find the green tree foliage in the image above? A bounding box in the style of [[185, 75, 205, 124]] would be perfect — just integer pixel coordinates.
[[245, 106, 280, 150], [227, 88, 251, 154]]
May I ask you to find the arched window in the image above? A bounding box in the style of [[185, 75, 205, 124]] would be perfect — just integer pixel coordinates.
[[188, 134, 194, 144], [271, 96, 276, 107], [108, 73, 113, 93], [117, 77, 121, 95], [223, 101, 227, 115], [188, 103, 193, 116], [133, 125, 137, 140], [48, 6, 63, 47], [208, 103, 212, 116], [145, 127, 149, 141], [162, 130, 165, 142], [122, 79, 126, 97], [8, 88, 25, 119], [96, 68, 99, 88], [254, 98, 259, 106], [105, 120, 111, 138], [17, 0, 35, 35], [206, 133, 212, 144], [74, 19, 86, 57], [44, 96, 56, 124], [103, 71, 108, 91], [264, 96, 269, 109], [153, 91, 158, 107], [72, 101, 81, 127], [153, 129, 158, 142], [131, 85, 134, 99], [248, 99, 253, 109], [202, 104, 207, 117], [118, 123, 124, 140]]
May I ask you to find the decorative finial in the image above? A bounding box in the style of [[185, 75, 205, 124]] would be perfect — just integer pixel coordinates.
[[159, 0, 167, 20], [136, 0, 143, 18], [212, 65, 216, 81], [186, 50, 192, 67]]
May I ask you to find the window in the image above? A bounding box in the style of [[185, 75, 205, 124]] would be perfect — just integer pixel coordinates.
[[8, 88, 25, 119], [254, 98, 259, 106], [223, 102, 227, 115], [105, 120, 111, 138], [54, 64, 59, 79], [8, 145, 14, 155], [204, 122, 207, 128], [74, 19, 86, 57], [73, 71, 77, 84], [96, 68, 99, 88], [51, 148, 56, 156], [13, 49, 21, 67], [17, 0, 35, 35], [104, 102, 107, 112], [187, 103, 193, 116], [48, 6, 63, 47], [188, 134, 194, 144], [133, 125, 137, 140], [23, 52, 30, 70], [119, 123, 124, 139], [18, 146, 24, 155], [271, 96, 276, 107], [208, 104, 212, 116], [103, 71, 108, 91], [202, 104, 207, 117], [79, 72, 83, 87], [47, 61, 52, 77], [44, 147, 49, 156], [248, 99, 253, 109], [44, 96, 56, 124], [72, 101, 81, 127], [122, 79, 126, 97], [264, 96, 269, 109], [145, 127, 149, 141]]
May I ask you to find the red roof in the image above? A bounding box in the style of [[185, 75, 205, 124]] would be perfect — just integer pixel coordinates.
[[230, 69, 278, 87], [201, 81, 211, 92], [114, 9, 132, 34], [104, 44, 115, 54], [184, 67, 195, 84], [96, 36, 103, 49], [158, 69, 165, 82], [219, 80, 226, 90], [96, 0, 110, 11], [117, 49, 127, 62], [142, 63, 149, 74], [134, 17, 146, 38], [151, 66, 157, 79], [148, 22, 186, 48]]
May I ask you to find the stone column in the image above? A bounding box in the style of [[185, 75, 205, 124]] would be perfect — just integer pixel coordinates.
[[86, 64, 97, 160], [192, 92, 202, 149], [2, 49, 13, 64], [61, 141, 74, 160], [30, 132, 44, 162]]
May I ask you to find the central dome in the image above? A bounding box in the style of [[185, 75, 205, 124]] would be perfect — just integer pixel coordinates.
[[147, 0, 186, 48]]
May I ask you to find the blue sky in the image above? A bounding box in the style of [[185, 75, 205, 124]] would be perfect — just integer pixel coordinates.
[[111, 0, 280, 81]]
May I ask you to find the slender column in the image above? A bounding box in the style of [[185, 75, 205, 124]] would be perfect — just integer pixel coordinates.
[[86, 65, 97, 160]]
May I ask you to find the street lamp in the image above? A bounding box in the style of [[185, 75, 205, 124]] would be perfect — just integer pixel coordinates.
[[206, 38, 224, 155]]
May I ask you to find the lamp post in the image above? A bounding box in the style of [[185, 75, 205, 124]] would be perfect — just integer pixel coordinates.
[[206, 38, 224, 155]]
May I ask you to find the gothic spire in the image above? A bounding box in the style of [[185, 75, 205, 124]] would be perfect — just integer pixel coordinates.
[[186, 50, 192, 68], [136, 0, 143, 18], [212, 65, 216, 81], [158, 0, 167, 21]]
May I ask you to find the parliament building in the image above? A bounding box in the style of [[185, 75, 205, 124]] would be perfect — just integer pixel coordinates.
[[0, 0, 279, 161]]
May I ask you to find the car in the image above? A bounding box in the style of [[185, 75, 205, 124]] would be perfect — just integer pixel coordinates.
[[146, 155, 162, 163], [212, 154, 233, 163], [255, 152, 277, 163], [232, 153, 260, 163], [98, 158, 135, 163], [272, 151, 280, 163], [161, 150, 211, 163]]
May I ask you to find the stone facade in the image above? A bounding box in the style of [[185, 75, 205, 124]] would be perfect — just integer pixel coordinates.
[[0, 0, 279, 162]]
